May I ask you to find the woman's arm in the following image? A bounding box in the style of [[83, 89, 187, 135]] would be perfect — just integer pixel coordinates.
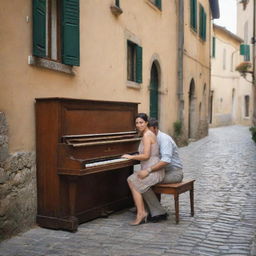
[[122, 132, 152, 161]]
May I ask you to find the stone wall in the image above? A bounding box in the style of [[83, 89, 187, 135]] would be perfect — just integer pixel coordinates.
[[197, 120, 209, 140], [0, 112, 37, 241]]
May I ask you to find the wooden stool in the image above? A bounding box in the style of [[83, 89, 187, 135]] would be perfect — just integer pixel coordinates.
[[152, 180, 195, 224]]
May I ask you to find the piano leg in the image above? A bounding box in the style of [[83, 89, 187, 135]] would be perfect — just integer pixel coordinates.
[[67, 176, 79, 232]]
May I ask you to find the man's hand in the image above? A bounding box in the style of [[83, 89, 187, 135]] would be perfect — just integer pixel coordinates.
[[137, 170, 149, 179]]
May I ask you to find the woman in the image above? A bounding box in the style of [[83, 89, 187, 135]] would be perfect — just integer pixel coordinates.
[[122, 113, 165, 225]]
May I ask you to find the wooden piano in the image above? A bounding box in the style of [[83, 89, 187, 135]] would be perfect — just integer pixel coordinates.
[[35, 98, 140, 231]]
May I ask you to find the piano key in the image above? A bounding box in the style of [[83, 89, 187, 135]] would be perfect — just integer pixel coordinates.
[[85, 157, 130, 168]]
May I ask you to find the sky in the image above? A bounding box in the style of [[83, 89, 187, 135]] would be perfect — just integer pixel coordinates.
[[213, 0, 237, 34]]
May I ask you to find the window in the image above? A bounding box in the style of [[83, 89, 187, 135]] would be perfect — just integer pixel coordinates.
[[240, 44, 250, 61], [190, 0, 197, 31], [199, 4, 206, 41], [127, 41, 143, 83], [150, 0, 162, 10], [33, 0, 80, 66], [245, 95, 250, 117], [115, 0, 120, 8], [223, 48, 226, 70], [212, 37, 216, 58]]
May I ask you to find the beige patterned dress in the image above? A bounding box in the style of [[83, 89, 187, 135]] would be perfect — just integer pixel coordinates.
[[127, 140, 165, 193]]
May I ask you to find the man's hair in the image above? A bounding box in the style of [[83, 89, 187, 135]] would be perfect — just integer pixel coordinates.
[[148, 117, 159, 128]]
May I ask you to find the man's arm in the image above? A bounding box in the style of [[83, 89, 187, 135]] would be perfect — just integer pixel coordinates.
[[137, 161, 168, 179]]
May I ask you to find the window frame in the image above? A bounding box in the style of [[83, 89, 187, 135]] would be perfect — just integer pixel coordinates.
[[127, 40, 143, 84], [190, 0, 197, 32], [32, 0, 80, 67]]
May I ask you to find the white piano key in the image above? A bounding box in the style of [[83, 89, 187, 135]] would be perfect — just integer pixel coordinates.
[[85, 157, 130, 168]]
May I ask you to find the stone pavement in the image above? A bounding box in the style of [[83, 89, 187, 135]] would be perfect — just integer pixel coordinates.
[[0, 125, 255, 256]]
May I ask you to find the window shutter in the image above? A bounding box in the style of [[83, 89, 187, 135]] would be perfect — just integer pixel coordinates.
[[190, 0, 197, 31], [245, 44, 250, 61], [115, 0, 120, 8], [212, 37, 216, 57], [203, 11, 207, 41], [156, 0, 162, 10], [199, 5, 203, 39], [240, 44, 245, 55], [62, 0, 80, 66], [136, 45, 143, 83], [33, 0, 46, 57]]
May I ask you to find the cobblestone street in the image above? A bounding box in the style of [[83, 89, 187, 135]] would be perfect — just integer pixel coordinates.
[[0, 125, 255, 256]]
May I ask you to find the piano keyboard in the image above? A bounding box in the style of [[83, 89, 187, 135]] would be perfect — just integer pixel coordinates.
[[85, 157, 130, 168]]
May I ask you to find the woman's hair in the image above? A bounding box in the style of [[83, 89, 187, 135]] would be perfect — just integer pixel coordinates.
[[135, 113, 148, 122]]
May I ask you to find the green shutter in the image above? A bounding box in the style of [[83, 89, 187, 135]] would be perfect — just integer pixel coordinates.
[[199, 5, 206, 40], [190, 0, 197, 31], [33, 0, 46, 57], [240, 44, 250, 61], [199, 5, 203, 38], [156, 0, 162, 10], [240, 44, 245, 55], [62, 0, 80, 66], [203, 10, 207, 41], [212, 37, 216, 57], [136, 45, 143, 83], [245, 44, 250, 61]]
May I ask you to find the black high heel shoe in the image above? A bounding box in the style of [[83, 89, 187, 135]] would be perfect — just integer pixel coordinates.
[[129, 213, 148, 226]]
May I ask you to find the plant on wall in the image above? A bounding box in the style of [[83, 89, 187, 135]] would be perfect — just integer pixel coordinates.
[[172, 121, 188, 147]]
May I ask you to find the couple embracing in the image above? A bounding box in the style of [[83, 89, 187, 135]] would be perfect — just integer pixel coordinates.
[[122, 113, 183, 226]]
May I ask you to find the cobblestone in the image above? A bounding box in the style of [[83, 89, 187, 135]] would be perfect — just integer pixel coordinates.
[[0, 125, 255, 256]]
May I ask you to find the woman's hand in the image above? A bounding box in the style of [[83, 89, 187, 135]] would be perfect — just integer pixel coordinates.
[[137, 170, 149, 179], [121, 154, 133, 159]]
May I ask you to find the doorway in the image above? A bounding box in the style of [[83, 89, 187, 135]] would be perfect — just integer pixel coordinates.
[[149, 62, 159, 119]]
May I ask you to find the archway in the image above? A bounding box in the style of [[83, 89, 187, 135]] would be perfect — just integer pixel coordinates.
[[149, 62, 159, 119]]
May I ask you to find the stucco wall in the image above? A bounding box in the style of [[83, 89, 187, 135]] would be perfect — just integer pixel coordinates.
[[182, 0, 211, 139], [0, 0, 178, 153]]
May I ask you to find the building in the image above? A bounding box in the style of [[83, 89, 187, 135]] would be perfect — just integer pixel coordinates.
[[210, 24, 253, 127], [237, 0, 256, 125], [0, 0, 219, 239]]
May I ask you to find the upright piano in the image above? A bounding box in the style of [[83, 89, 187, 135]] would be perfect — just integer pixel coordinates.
[[35, 98, 140, 231]]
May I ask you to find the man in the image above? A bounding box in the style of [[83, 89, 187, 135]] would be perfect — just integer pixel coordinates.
[[137, 118, 183, 222]]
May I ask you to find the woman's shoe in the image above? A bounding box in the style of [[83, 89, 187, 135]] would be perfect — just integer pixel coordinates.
[[129, 213, 148, 226]]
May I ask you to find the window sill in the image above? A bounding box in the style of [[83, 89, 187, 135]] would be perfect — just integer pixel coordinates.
[[126, 80, 141, 89], [28, 56, 75, 75]]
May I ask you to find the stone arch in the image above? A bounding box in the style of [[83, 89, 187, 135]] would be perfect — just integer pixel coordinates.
[[149, 60, 161, 119]]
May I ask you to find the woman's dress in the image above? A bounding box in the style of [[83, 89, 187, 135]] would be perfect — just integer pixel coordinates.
[[127, 140, 165, 193]]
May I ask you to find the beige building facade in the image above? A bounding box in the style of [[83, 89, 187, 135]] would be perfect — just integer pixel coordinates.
[[237, 0, 256, 125], [0, 0, 219, 239], [210, 24, 253, 127], [183, 0, 213, 139]]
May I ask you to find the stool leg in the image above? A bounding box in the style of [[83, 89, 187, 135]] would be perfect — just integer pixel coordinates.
[[190, 188, 194, 216], [174, 194, 179, 224]]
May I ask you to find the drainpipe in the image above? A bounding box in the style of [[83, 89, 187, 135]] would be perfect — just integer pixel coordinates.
[[177, 0, 184, 124]]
